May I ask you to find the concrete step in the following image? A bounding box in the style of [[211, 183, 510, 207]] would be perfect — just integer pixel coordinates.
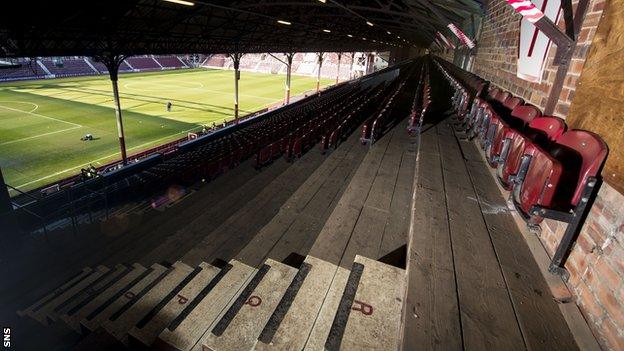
[[203, 259, 298, 351], [326, 255, 406, 351], [255, 256, 336, 350], [102, 261, 194, 344], [18, 267, 93, 318], [60, 263, 145, 332], [156, 260, 256, 351], [80, 263, 167, 333], [303, 266, 351, 351], [128, 262, 221, 348], [26, 265, 110, 326], [51, 264, 128, 323]]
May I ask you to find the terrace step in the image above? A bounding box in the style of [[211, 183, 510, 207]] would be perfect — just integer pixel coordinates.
[[51, 264, 129, 323], [80, 263, 167, 333], [128, 261, 221, 348], [202, 259, 298, 351], [156, 260, 256, 351], [17, 267, 93, 319], [26, 265, 109, 326], [60, 263, 144, 331], [102, 261, 194, 344], [254, 256, 336, 350]]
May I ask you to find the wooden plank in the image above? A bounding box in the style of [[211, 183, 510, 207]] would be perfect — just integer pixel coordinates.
[[309, 129, 395, 265], [379, 150, 416, 258], [80, 263, 167, 333], [17, 267, 92, 317], [402, 126, 463, 351], [61, 263, 145, 331], [203, 259, 297, 351], [128, 262, 220, 347], [338, 206, 388, 268], [437, 123, 525, 350], [339, 255, 405, 351], [303, 266, 350, 351], [28, 265, 109, 326], [254, 255, 336, 351], [459, 139, 579, 350], [235, 135, 360, 267], [156, 260, 256, 351], [103, 261, 194, 344]]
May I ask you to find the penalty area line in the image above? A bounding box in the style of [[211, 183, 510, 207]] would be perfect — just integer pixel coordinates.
[[0, 125, 82, 146], [0, 104, 82, 128]]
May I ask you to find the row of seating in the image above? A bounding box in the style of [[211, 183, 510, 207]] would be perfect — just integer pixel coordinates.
[[360, 62, 423, 145], [407, 61, 431, 135], [434, 57, 608, 277]]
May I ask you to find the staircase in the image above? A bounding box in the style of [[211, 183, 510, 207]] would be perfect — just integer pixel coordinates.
[[17, 255, 405, 351]]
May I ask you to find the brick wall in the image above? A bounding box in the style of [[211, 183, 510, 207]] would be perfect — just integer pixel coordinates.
[[472, 0, 604, 118], [465, 0, 623, 349]]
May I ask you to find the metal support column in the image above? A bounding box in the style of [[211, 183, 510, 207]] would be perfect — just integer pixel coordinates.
[[97, 54, 128, 165], [316, 52, 324, 93], [285, 53, 294, 104], [0, 167, 18, 246], [336, 53, 342, 84], [230, 52, 243, 124]]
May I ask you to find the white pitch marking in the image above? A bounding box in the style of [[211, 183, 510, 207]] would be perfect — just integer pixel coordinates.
[[0, 104, 82, 128], [0, 101, 40, 113], [0, 125, 82, 146]]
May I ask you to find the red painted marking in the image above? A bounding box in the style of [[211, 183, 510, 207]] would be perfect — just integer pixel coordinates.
[[352, 300, 374, 315], [245, 295, 262, 307], [177, 294, 188, 304], [124, 291, 135, 300]]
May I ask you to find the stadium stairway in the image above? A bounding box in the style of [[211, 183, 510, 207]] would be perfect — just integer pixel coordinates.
[[17, 254, 405, 351]]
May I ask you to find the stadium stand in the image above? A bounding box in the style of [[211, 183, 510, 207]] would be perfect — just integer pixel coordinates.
[[39, 57, 97, 77], [0, 58, 48, 81], [125, 56, 161, 71]]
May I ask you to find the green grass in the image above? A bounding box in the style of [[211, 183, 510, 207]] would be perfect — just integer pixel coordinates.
[[0, 68, 334, 194]]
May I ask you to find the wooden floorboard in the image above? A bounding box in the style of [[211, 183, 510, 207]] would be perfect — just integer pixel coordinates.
[[436, 122, 526, 350], [457, 136, 579, 351], [403, 125, 463, 351]]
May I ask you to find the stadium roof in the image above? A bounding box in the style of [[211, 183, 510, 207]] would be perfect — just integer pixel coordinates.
[[0, 0, 483, 58]]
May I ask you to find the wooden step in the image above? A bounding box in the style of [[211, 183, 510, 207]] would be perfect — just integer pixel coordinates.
[[326, 255, 405, 351], [27, 265, 109, 326], [102, 261, 194, 344], [60, 263, 145, 332], [80, 263, 167, 333], [51, 264, 128, 323], [303, 266, 351, 351], [18, 267, 92, 318], [155, 260, 256, 351], [255, 256, 336, 350], [128, 262, 220, 348], [202, 259, 298, 351]]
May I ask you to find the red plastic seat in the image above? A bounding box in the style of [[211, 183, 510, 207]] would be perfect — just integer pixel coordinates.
[[511, 105, 541, 125], [497, 129, 528, 189], [513, 143, 563, 224], [503, 97, 524, 110], [495, 91, 511, 104], [488, 87, 500, 100], [524, 116, 566, 147], [550, 130, 608, 207]]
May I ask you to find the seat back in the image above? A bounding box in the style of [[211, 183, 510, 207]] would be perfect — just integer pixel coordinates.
[[503, 97, 524, 110], [495, 91, 511, 104], [525, 116, 566, 146], [488, 87, 500, 100], [553, 130, 608, 206], [518, 144, 563, 221], [499, 130, 527, 188], [511, 105, 541, 125]]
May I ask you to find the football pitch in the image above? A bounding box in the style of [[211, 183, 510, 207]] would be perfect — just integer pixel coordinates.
[[0, 68, 333, 194]]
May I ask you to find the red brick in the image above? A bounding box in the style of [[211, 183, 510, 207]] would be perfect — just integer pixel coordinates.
[[575, 280, 605, 320], [595, 258, 623, 291], [600, 317, 624, 351], [595, 283, 624, 328]]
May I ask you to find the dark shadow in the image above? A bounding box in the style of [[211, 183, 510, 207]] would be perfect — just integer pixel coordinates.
[[282, 252, 307, 269], [378, 245, 407, 269]]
